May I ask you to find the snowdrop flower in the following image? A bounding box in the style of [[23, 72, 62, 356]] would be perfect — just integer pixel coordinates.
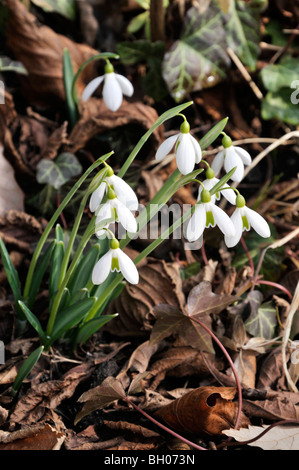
[[155, 118, 202, 175], [186, 188, 236, 242], [197, 167, 236, 205], [82, 61, 134, 112], [90, 165, 138, 213], [211, 133, 252, 183], [224, 194, 271, 248], [92, 238, 139, 285], [95, 186, 137, 237]]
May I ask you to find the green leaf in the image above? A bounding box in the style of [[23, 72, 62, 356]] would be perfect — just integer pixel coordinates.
[[199, 116, 228, 150], [127, 11, 149, 34], [162, 4, 229, 101], [244, 291, 277, 339], [0, 238, 22, 316], [67, 244, 101, 299], [36, 153, 82, 190], [12, 346, 44, 395], [262, 88, 299, 125], [50, 297, 96, 343], [18, 301, 47, 343], [31, 0, 76, 20], [260, 56, 299, 92], [224, 0, 260, 70], [27, 240, 56, 308], [49, 240, 65, 298], [63, 48, 78, 127], [73, 314, 118, 346]]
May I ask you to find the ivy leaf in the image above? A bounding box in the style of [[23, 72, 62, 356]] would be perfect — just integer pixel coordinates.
[[162, 4, 229, 101], [244, 291, 277, 340], [36, 153, 82, 190], [31, 0, 76, 20], [260, 56, 299, 92], [224, 0, 261, 70]]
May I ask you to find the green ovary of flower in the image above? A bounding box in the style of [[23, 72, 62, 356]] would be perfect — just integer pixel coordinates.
[[180, 120, 190, 134]]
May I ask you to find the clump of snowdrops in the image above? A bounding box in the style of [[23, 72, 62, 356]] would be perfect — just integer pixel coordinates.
[[0, 53, 270, 395]]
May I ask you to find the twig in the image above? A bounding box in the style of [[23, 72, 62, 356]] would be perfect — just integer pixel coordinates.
[[226, 47, 263, 100]]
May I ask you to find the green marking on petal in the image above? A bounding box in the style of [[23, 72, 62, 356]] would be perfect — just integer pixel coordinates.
[[242, 215, 250, 230], [206, 210, 215, 228], [175, 139, 181, 152], [111, 255, 120, 271]]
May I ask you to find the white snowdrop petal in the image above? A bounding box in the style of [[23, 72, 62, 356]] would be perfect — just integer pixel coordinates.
[[186, 204, 206, 242], [224, 208, 243, 248], [89, 183, 106, 212], [155, 134, 178, 161], [190, 134, 202, 164], [115, 200, 137, 233], [116, 248, 139, 284], [115, 73, 134, 97], [109, 175, 138, 210], [92, 250, 112, 284], [211, 150, 225, 176], [175, 134, 195, 175], [212, 204, 235, 238], [220, 185, 237, 205], [234, 146, 252, 166], [81, 75, 104, 102], [95, 201, 113, 222], [224, 147, 244, 182], [245, 207, 271, 238], [102, 73, 123, 111]]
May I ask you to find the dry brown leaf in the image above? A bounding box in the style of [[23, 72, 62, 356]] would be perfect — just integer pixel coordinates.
[[0, 145, 24, 214], [243, 389, 299, 422], [4, 0, 98, 106], [66, 98, 163, 155], [154, 386, 250, 437], [0, 210, 43, 254], [104, 259, 185, 338], [223, 424, 299, 450], [0, 423, 65, 450], [103, 420, 160, 438]]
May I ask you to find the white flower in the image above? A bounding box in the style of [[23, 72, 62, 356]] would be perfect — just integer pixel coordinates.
[[92, 239, 139, 285], [198, 168, 236, 205], [95, 189, 137, 237], [90, 167, 138, 213], [211, 134, 251, 183], [82, 62, 134, 112], [186, 189, 236, 242], [155, 119, 202, 175], [224, 195, 271, 248]]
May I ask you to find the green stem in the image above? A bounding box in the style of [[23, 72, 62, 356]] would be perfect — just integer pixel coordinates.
[[23, 152, 113, 301], [71, 52, 120, 105]]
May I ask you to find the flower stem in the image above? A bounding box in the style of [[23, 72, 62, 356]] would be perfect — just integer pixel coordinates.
[[255, 279, 293, 301], [240, 236, 255, 276]]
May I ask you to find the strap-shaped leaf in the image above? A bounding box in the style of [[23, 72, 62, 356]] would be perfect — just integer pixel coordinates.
[[67, 244, 101, 298], [0, 238, 23, 318], [49, 241, 65, 298], [12, 345, 44, 395], [50, 297, 96, 343], [199, 117, 228, 150], [73, 314, 118, 346], [18, 301, 47, 344], [27, 240, 56, 308], [63, 48, 77, 127]]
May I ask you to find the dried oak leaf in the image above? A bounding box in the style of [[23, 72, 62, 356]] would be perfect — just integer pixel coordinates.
[[104, 259, 185, 338], [154, 386, 250, 437], [4, 0, 98, 106], [0, 423, 65, 450], [66, 98, 163, 155], [243, 389, 299, 422]]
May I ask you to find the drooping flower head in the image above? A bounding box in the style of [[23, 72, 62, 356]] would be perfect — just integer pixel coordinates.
[[95, 184, 137, 238], [211, 133, 252, 183], [155, 117, 202, 175], [186, 187, 236, 242], [224, 194, 271, 248], [197, 166, 236, 205], [82, 61, 134, 112], [92, 238, 139, 285], [90, 165, 138, 213]]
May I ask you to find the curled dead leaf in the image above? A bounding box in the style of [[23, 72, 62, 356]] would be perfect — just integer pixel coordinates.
[[0, 423, 65, 450], [154, 386, 250, 437], [4, 0, 98, 106]]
